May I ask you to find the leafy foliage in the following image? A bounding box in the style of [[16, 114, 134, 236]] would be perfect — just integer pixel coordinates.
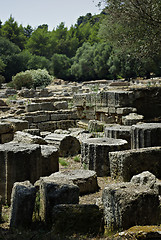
[[11, 69, 52, 89]]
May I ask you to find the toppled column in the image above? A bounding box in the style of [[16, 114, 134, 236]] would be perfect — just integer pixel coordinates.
[[81, 138, 128, 176], [10, 181, 36, 228], [131, 123, 161, 149], [0, 143, 41, 204], [104, 124, 131, 148], [109, 147, 161, 181], [39, 177, 79, 224], [45, 133, 80, 157]]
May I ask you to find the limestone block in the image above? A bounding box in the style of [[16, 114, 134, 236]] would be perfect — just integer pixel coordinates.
[[3, 118, 29, 131], [54, 101, 68, 110], [14, 131, 47, 145], [41, 145, 59, 177], [26, 102, 55, 112], [73, 93, 87, 107], [0, 143, 41, 204], [116, 107, 137, 115], [81, 138, 128, 177], [108, 107, 116, 114], [52, 204, 103, 235], [131, 171, 156, 188], [23, 128, 40, 136], [102, 182, 160, 230], [104, 124, 131, 148], [0, 133, 14, 143], [10, 181, 36, 228], [45, 133, 80, 157], [131, 123, 161, 149], [122, 112, 144, 126], [38, 120, 76, 132], [39, 177, 79, 223], [88, 120, 104, 133], [32, 114, 50, 123], [50, 169, 99, 195], [0, 122, 13, 134], [109, 147, 161, 181]]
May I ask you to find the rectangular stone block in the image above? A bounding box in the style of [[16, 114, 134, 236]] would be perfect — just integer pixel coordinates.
[[109, 147, 161, 181], [0, 133, 14, 143], [102, 182, 160, 230]]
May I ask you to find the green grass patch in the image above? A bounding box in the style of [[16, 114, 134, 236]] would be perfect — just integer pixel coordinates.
[[73, 155, 80, 162], [59, 158, 69, 166]]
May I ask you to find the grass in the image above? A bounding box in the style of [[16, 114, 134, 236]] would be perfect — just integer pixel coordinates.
[[59, 158, 69, 166], [73, 155, 80, 163]]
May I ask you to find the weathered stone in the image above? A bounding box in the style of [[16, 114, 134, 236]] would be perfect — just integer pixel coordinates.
[[0, 122, 13, 134], [54, 101, 68, 110], [131, 123, 161, 149], [39, 177, 79, 223], [3, 118, 29, 131], [0, 195, 2, 221], [38, 120, 77, 132], [131, 171, 156, 188], [81, 138, 128, 176], [14, 131, 47, 145], [10, 181, 36, 228], [116, 107, 137, 115], [102, 182, 160, 230], [26, 102, 55, 112], [41, 145, 59, 177], [0, 133, 14, 143], [104, 124, 131, 148], [0, 143, 41, 204], [45, 133, 80, 157], [88, 120, 104, 132], [52, 204, 103, 235], [49, 169, 99, 195], [23, 128, 40, 136], [122, 113, 144, 125], [109, 147, 161, 181]]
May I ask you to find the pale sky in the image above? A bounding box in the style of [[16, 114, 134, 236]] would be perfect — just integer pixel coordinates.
[[0, 0, 102, 30]]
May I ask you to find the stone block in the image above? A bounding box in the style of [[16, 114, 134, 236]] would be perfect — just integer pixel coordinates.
[[45, 133, 80, 157], [104, 124, 131, 148], [39, 177, 79, 223], [116, 107, 137, 115], [0, 133, 14, 143], [109, 147, 161, 181], [50, 169, 99, 195], [52, 204, 103, 235], [14, 131, 47, 145], [32, 114, 50, 123], [0, 122, 13, 134], [3, 118, 29, 131], [81, 138, 128, 177], [54, 101, 68, 110], [0, 143, 41, 204], [131, 171, 156, 188], [41, 145, 59, 177], [131, 123, 161, 149], [122, 113, 144, 126], [10, 181, 36, 228], [102, 182, 160, 230]]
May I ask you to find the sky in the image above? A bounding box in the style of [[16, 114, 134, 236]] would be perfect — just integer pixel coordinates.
[[0, 0, 102, 30]]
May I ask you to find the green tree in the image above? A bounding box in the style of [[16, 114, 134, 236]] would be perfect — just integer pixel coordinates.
[[26, 27, 50, 57], [50, 53, 72, 80], [1, 16, 26, 49]]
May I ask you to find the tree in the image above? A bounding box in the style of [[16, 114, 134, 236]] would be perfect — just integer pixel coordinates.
[[99, 0, 161, 58], [71, 42, 97, 81], [50, 53, 72, 80], [1, 16, 26, 49], [26, 27, 50, 57]]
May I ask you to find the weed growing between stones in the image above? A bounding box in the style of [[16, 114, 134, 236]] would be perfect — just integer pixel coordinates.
[[73, 155, 80, 162], [59, 158, 69, 167]]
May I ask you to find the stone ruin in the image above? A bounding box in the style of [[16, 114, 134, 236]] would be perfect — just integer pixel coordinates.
[[0, 79, 160, 237]]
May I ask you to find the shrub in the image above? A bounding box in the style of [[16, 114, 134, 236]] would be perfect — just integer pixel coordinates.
[[11, 69, 52, 89]]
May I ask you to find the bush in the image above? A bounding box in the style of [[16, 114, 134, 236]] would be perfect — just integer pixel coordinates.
[[11, 69, 52, 89]]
